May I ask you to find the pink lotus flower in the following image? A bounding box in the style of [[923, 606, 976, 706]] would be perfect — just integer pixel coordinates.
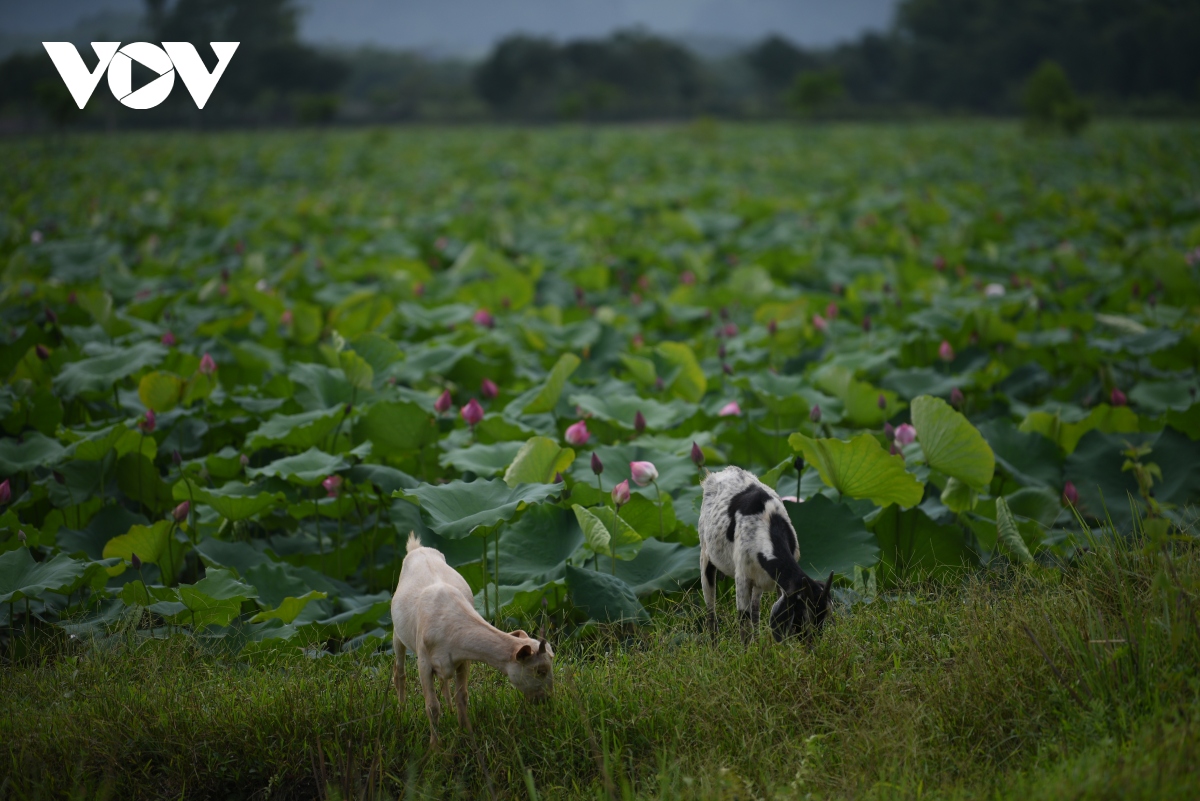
[[611, 480, 631, 507], [280, 310, 293, 326], [809, 405, 822, 423], [434, 390, 453, 413], [680, 270, 696, 285], [323, 475, 342, 498], [894, 424, 917, 446], [862, 316, 872, 332], [630, 461, 658, 487], [634, 410, 647, 434], [1063, 481, 1079, 506], [691, 441, 705, 468], [1110, 388, 1127, 406], [199, 353, 217, 375], [239, 453, 250, 467], [161, 331, 176, 347], [460, 398, 485, 427], [950, 387, 964, 407], [480, 378, 499, 400], [0, 479, 10, 505], [173, 501, 190, 522], [130, 553, 141, 570], [723, 323, 738, 338], [718, 401, 741, 417], [768, 319, 778, 336], [591, 452, 604, 475], [877, 394, 887, 410], [812, 314, 828, 333], [825, 302, 838, 320], [780, 495, 800, 503], [473, 308, 495, 329], [565, 420, 590, 447], [938, 340, 955, 362], [35, 344, 50, 360], [139, 410, 156, 434]]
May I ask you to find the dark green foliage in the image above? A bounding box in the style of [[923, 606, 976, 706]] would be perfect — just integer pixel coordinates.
[[788, 69, 845, 116], [1023, 61, 1091, 135]]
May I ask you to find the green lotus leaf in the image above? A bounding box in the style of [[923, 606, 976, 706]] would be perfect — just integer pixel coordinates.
[[784, 495, 880, 579], [245, 407, 343, 452], [0, 431, 65, 475], [572, 503, 643, 561], [503, 437, 574, 487], [396, 479, 561, 539], [911, 395, 995, 491], [565, 565, 648, 624], [247, 447, 349, 486], [138, 371, 183, 413], [569, 389, 696, 431], [173, 480, 284, 521], [357, 400, 437, 453], [522, 353, 581, 414], [789, 433, 924, 508], [655, 342, 707, 403], [995, 497, 1033, 564], [0, 549, 94, 604], [53, 342, 167, 397], [102, 520, 187, 581]]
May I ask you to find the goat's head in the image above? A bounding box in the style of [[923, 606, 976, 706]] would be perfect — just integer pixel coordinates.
[[769, 571, 834, 642], [505, 631, 554, 702]]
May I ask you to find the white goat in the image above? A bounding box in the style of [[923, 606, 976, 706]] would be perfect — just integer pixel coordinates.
[[391, 533, 554, 745], [698, 466, 833, 642]]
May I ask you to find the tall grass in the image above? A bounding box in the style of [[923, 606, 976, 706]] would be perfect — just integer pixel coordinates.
[[1, 523, 1197, 800]]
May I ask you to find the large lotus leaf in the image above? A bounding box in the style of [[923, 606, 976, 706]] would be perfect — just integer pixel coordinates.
[[911, 395, 995, 491], [784, 495, 880, 579], [522, 353, 581, 414], [569, 391, 697, 431], [384, 343, 474, 385], [250, 590, 327, 624], [194, 537, 273, 575], [53, 341, 167, 397], [178, 567, 257, 628], [338, 350, 374, 391], [869, 504, 977, 584], [1020, 404, 1142, 455], [813, 364, 901, 427], [102, 520, 186, 580], [493, 504, 585, 584], [57, 504, 147, 560], [655, 342, 707, 403], [995, 497, 1033, 564], [115, 453, 174, 513], [357, 400, 437, 453], [245, 407, 342, 452], [881, 368, 971, 401], [61, 424, 126, 461], [1165, 405, 1200, 440], [347, 463, 420, 495], [397, 479, 561, 539], [0, 549, 92, 603], [173, 480, 284, 521], [473, 579, 564, 619], [289, 362, 353, 410], [789, 433, 924, 508], [565, 565, 648, 624], [1128, 380, 1195, 413], [618, 492, 676, 540], [977, 419, 1062, 489], [349, 332, 403, 377], [1003, 486, 1065, 527], [247, 447, 348, 487], [591, 538, 700, 595], [0, 431, 65, 475], [567, 443, 695, 497], [503, 437, 575, 487], [572, 503, 643, 560], [440, 441, 524, 478], [138, 371, 183, 413], [1149, 426, 1200, 510], [1063, 430, 1141, 527], [308, 594, 392, 641]]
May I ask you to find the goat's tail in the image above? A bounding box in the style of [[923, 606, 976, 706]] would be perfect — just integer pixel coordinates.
[[406, 531, 422, 553]]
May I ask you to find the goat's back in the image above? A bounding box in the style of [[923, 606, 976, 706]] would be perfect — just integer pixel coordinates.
[[391, 542, 475, 650]]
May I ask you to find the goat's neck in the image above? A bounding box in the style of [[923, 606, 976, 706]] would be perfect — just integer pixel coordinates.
[[452, 617, 523, 670]]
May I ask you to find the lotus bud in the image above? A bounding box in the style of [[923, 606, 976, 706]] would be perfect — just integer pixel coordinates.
[[281, 309, 293, 326], [17, 530, 27, 544], [938, 340, 955, 362], [884, 423, 895, 440], [553, 472, 563, 484], [890, 442, 899, 455], [0, 479, 11, 505], [53, 471, 65, 485], [634, 410, 646, 434], [894, 423, 917, 446], [1110, 388, 1127, 406], [173, 500, 190, 522], [691, 441, 705, 468], [654, 376, 665, 392], [139, 410, 156, 433], [934, 255, 946, 272], [565, 420, 590, 447], [239, 453, 249, 467], [480, 379, 499, 400], [161, 330, 176, 346], [460, 398, 485, 427], [1131, 281, 1141, 298], [35, 344, 50, 360], [199, 353, 217, 375], [723, 323, 738, 338], [718, 344, 726, 359], [630, 461, 658, 487], [862, 316, 872, 333], [812, 314, 828, 333], [612, 480, 631, 507], [950, 387, 964, 407], [591, 452, 604, 475], [877, 394, 887, 410], [1063, 481, 1079, 506], [723, 363, 733, 376], [45, 307, 58, 325], [809, 405, 822, 423], [322, 475, 342, 498], [825, 302, 838, 319], [473, 308, 495, 329], [434, 390, 453, 414], [718, 401, 741, 417], [130, 553, 142, 570], [768, 319, 778, 336], [172, 449, 182, 466]]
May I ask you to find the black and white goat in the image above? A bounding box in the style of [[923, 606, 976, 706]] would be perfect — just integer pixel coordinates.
[[698, 465, 833, 642]]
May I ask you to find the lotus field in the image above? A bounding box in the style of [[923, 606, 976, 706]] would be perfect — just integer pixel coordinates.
[[2, 123, 1199, 654]]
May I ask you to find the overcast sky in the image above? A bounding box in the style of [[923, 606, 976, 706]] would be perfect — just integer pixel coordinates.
[[2, 0, 898, 56]]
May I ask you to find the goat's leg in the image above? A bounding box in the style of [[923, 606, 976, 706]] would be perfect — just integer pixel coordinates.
[[392, 639, 407, 707], [734, 572, 755, 644], [441, 677, 452, 710], [416, 650, 442, 747], [750, 586, 764, 627], [701, 552, 718, 640], [453, 662, 472, 731]]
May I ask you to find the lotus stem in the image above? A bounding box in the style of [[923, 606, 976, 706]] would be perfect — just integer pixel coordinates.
[[653, 480, 663, 539], [481, 536, 490, 620], [610, 503, 620, 575]]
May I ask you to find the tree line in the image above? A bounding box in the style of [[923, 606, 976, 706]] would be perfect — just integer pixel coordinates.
[[1, 0, 1197, 128]]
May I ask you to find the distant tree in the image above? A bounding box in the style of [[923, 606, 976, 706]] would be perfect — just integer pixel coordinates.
[[788, 70, 844, 116], [1023, 61, 1090, 135], [745, 35, 816, 93], [0, 52, 84, 127], [474, 35, 561, 116]]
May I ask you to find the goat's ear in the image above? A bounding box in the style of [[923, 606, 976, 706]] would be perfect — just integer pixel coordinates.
[[537, 637, 547, 655], [515, 643, 534, 660], [819, 573, 834, 605], [510, 629, 530, 639]]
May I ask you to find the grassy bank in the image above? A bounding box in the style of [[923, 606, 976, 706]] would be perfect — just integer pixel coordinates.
[[3, 530, 1197, 800]]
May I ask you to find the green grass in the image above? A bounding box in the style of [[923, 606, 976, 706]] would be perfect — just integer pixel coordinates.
[[3, 532, 1197, 800]]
